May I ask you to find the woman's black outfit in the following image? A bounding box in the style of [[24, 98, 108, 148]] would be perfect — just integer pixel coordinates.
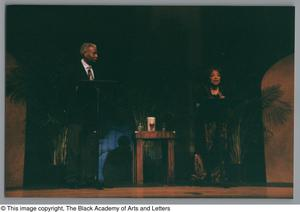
[[194, 85, 230, 185]]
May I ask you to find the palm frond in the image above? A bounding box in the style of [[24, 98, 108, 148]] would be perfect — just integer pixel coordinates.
[[6, 67, 27, 104], [261, 85, 283, 109], [261, 85, 292, 126]]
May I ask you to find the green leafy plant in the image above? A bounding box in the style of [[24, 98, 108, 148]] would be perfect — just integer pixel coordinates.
[[261, 85, 292, 136], [6, 59, 69, 166], [227, 84, 292, 164]]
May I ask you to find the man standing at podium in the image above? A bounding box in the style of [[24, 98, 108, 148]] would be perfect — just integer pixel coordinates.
[[80, 43, 97, 80], [64, 42, 103, 189]]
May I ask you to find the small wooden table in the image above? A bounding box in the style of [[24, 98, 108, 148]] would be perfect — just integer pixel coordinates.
[[133, 131, 175, 185]]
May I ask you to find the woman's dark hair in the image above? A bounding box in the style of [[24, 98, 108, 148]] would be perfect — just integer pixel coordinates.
[[207, 66, 222, 77]]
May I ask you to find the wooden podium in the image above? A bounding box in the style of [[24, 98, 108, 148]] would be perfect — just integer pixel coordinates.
[[77, 80, 118, 137], [133, 131, 176, 185]]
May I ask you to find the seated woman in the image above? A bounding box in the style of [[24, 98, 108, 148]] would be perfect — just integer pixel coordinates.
[[193, 67, 230, 186]]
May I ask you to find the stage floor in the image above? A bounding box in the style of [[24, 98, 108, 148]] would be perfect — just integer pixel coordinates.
[[5, 186, 293, 198]]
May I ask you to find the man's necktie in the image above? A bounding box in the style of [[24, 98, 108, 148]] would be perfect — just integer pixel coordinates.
[[87, 68, 94, 81]]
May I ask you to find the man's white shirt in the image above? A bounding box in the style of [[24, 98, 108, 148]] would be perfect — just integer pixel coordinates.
[[81, 58, 95, 80]]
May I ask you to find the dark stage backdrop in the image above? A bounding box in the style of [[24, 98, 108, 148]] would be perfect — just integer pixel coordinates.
[[6, 6, 294, 186]]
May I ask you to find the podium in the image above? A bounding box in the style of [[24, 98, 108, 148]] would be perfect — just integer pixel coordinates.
[[76, 80, 119, 181], [77, 80, 119, 137]]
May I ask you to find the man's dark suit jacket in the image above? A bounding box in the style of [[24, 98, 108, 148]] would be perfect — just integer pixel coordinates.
[[62, 61, 99, 128]]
